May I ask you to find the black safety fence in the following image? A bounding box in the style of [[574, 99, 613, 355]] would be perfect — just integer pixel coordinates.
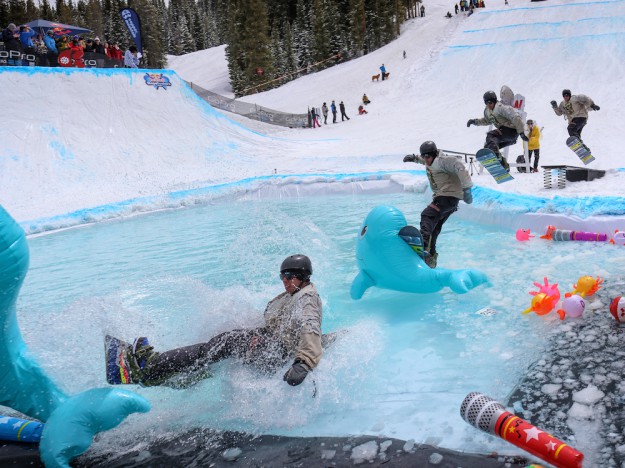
[[186, 81, 308, 129]]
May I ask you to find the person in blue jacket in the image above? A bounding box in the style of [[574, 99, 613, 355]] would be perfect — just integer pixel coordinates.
[[19, 25, 35, 53], [380, 63, 386, 80], [330, 100, 338, 123], [43, 30, 58, 67]]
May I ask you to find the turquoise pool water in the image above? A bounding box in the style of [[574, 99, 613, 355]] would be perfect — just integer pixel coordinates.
[[15, 190, 623, 452]]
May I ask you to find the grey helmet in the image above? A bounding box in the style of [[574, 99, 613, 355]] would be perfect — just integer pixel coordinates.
[[419, 140, 438, 158], [483, 90, 497, 104], [280, 254, 312, 280], [562, 89, 571, 97]]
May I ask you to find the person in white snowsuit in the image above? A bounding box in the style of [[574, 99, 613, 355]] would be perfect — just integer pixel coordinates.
[[467, 90, 527, 171]]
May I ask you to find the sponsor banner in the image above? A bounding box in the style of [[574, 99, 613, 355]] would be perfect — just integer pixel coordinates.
[[120, 8, 143, 55], [143, 73, 172, 90], [0, 49, 123, 68]]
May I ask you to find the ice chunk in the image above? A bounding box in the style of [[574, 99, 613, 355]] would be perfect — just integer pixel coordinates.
[[350, 441, 378, 463], [572, 385, 605, 405], [568, 402, 595, 420]]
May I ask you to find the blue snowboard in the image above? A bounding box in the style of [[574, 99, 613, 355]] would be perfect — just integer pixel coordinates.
[[566, 136, 595, 165], [475, 149, 514, 184]]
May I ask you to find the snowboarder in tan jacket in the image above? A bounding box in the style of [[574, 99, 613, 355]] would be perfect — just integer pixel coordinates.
[[467, 90, 527, 171], [551, 89, 599, 151]]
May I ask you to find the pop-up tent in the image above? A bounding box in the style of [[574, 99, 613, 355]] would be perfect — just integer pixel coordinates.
[[25, 19, 92, 38]]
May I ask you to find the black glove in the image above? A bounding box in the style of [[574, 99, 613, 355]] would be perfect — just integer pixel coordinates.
[[403, 154, 417, 163], [467, 119, 476, 127], [283, 360, 310, 386], [519, 132, 529, 142], [550, 100, 557, 108], [591, 104, 600, 111], [463, 188, 473, 204]]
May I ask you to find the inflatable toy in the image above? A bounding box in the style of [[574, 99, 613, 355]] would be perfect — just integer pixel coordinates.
[[610, 230, 625, 246], [0, 416, 44, 442], [610, 296, 625, 323], [523, 277, 560, 317], [571, 275, 603, 298], [515, 228, 534, 241], [556, 294, 585, 319], [0, 205, 151, 467], [350, 205, 489, 299], [461, 392, 584, 468], [540, 225, 608, 242]]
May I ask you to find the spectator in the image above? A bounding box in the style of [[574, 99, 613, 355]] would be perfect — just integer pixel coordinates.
[[92, 37, 105, 55], [124, 45, 139, 68], [358, 105, 368, 115], [1, 23, 20, 51], [331, 100, 338, 123], [526, 119, 541, 172], [19, 25, 35, 53], [380, 63, 386, 81], [421, 4, 426, 16], [403, 50, 406, 59], [310, 107, 321, 128], [109, 43, 123, 62], [103, 40, 111, 58], [362, 94, 371, 105], [455, 3, 459, 14], [78, 36, 86, 50], [84, 38, 95, 53], [43, 29, 58, 67], [339, 100, 350, 121], [321, 102, 329, 124], [446, 11, 452, 18], [57, 35, 70, 52]]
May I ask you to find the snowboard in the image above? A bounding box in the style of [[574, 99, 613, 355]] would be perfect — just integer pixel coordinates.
[[475, 149, 514, 184], [566, 136, 595, 165], [398, 225, 426, 259], [105, 335, 133, 385]]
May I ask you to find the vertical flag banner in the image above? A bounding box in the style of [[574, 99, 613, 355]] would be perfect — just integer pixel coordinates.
[[120, 8, 143, 55]]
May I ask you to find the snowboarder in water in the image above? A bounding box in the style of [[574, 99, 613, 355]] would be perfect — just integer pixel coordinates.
[[403, 141, 473, 268], [467, 90, 527, 171], [551, 89, 599, 152], [113, 254, 323, 388]]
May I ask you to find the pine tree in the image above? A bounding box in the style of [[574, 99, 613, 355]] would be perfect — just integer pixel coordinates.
[[25, 0, 38, 21], [0, 0, 9, 28], [9, 0, 28, 25], [225, 0, 274, 96], [84, 0, 104, 37], [39, 0, 54, 20]]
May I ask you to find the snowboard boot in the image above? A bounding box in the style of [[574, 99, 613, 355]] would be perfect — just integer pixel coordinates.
[[425, 252, 438, 269], [125, 337, 158, 385]]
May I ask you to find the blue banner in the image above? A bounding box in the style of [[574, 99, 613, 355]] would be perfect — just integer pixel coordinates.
[[120, 8, 143, 55]]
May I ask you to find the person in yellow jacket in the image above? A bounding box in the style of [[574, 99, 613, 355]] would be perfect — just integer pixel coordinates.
[[526, 119, 541, 172]]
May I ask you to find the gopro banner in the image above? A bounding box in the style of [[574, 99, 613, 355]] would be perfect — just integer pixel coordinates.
[[120, 8, 143, 55]]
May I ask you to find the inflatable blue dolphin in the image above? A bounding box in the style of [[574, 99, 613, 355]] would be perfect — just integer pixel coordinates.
[[350, 205, 489, 299], [0, 205, 151, 467]]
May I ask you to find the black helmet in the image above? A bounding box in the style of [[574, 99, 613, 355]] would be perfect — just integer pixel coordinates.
[[562, 89, 571, 97], [280, 254, 312, 279], [419, 140, 438, 157], [483, 90, 497, 104]]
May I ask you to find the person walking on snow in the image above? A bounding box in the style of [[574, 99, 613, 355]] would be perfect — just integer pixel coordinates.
[[321, 102, 329, 124], [339, 101, 350, 121], [551, 89, 599, 151], [403, 141, 473, 269], [380, 63, 386, 80], [310, 107, 320, 128], [331, 100, 338, 123], [467, 90, 527, 171]]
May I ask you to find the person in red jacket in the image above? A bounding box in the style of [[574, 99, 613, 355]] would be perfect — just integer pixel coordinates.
[[109, 42, 123, 61]]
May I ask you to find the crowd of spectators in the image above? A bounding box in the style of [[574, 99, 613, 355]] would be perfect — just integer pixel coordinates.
[[1, 21, 130, 68]]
